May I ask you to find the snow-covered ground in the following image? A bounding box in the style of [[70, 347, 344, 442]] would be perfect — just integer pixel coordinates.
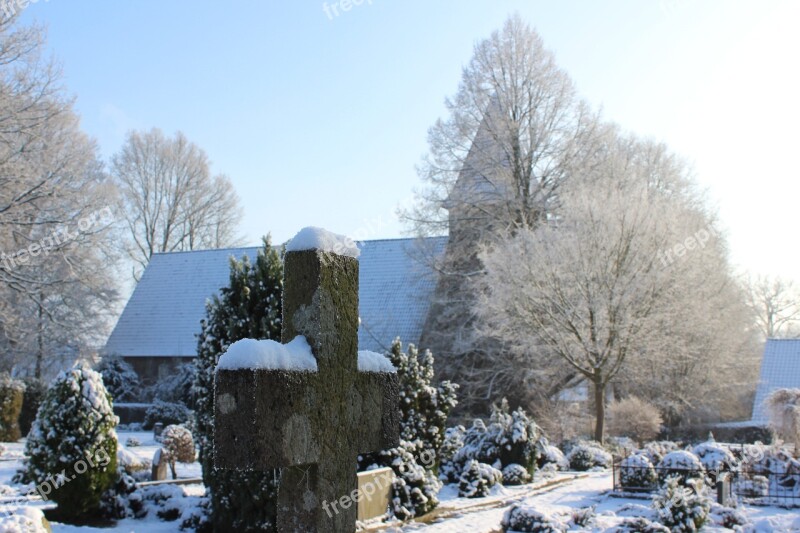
[[1, 433, 799, 532]]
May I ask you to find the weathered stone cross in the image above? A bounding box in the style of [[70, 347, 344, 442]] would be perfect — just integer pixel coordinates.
[[214, 244, 400, 532]]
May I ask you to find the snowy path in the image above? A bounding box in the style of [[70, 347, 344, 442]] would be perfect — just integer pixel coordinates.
[[395, 473, 608, 532]]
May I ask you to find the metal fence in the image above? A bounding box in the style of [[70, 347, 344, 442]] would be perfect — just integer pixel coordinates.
[[612, 463, 800, 507]]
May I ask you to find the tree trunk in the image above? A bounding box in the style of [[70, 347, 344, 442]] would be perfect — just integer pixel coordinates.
[[593, 379, 605, 444]]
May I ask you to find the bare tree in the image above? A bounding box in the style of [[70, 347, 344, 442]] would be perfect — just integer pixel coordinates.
[[0, 18, 121, 377], [476, 134, 756, 441], [745, 275, 800, 339], [112, 128, 243, 279]]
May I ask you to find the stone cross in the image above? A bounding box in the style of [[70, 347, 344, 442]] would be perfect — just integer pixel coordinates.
[[214, 247, 400, 532]]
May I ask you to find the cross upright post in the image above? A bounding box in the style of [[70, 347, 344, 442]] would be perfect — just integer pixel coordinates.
[[214, 237, 399, 532]]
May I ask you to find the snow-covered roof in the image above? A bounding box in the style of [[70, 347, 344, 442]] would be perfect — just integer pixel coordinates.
[[751, 338, 800, 424], [103, 237, 444, 359]]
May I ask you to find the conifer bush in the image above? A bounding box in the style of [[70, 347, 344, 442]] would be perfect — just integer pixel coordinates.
[[0, 374, 24, 442], [656, 450, 706, 487], [359, 339, 457, 520], [97, 355, 141, 403], [143, 400, 191, 430], [21, 367, 118, 520], [652, 476, 711, 532], [458, 459, 502, 498], [194, 238, 283, 531]]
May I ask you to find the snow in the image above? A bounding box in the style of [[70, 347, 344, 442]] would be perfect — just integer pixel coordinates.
[[216, 336, 318, 371], [285, 226, 360, 258], [358, 350, 396, 372]]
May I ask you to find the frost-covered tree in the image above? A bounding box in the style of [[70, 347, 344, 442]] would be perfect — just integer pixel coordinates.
[[477, 133, 757, 440], [21, 367, 118, 520], [96, 356, 140, 403], [745, 275, 800, 339], [112, 128, 243, 280], [403, 14, 602, 414], [0, 18, 120, 377], [194, 237, 282, 531]]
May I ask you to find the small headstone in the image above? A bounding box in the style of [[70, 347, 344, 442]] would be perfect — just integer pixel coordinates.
[[215, 230, 400, 532], [716, 472, 732, 506], [153, 422, 164, 440], [151, 448, 167, 481]]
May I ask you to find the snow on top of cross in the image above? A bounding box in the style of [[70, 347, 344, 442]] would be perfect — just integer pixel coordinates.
[[285, 226, 360, 258], [358, 350, 396, 373], [217, 336, 318, 371]]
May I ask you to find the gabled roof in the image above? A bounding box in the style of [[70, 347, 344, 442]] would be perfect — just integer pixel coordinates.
[[104, 238, 444, 358], [751, 338, 800, 423]]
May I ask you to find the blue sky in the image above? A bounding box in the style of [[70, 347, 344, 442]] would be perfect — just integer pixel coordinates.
[[17, 0, 800, 279]]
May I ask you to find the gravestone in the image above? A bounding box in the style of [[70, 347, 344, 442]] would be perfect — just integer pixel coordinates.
[[151, 448, 167, 481], [214, 237, 400, 532]]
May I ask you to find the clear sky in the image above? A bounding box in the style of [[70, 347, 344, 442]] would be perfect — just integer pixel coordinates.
[[16, 0, 800, 280]]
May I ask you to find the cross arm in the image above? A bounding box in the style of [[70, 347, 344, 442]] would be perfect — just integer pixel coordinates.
[[214, 368, 320, 471]]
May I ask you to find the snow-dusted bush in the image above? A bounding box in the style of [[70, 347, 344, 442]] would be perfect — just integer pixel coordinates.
[[567, 441, 612, 471], [368, 440, 441, 520], [502, 463, 531, 485], [652, 476, 711, 532], [656, 450, 705, 487], [536, 443, 569, 471], [438, 425, 466, 483], [641, 441, 679, 466], [0, 507, 50, 532], [569, 506, 595, 528], [619, 453, 658, 492], [449, 400, 540, 480], [611, 517, 670, 532], [146, 363, 196, 407], [143, 400, 191, 430], [19, 377, 46, 437], [501, 503, 567, 532], [161, 424, 195, 479], [0, 374, 24, 442], [458, 459, 502, 498], [710, 503, 749, 529], [101, 468, 146, 519], [97, 355, 141, 403], [607, 397, 663, 444], [691, 440, 737, 482], [125, 437, 141, 447], [21, 366, 118, 520]]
